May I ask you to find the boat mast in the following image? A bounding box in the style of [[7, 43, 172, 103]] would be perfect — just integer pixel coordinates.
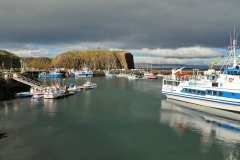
[[232, 27, 238, 67]]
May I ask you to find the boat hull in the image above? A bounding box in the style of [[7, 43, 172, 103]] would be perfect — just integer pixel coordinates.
[[162, 91, 240, 113], [47, 73, 64, 78], [44, 93, 65, 99], [16, 92, 32, 98], [32, 94, 44, 99], [39, 72, 64, 78]]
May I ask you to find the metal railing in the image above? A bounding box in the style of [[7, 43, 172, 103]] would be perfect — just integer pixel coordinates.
[[12, 74, 46, 88]]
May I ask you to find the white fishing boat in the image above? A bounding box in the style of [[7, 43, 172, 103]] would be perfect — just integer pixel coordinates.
[[162, 31, 240, 113], [143, 72, 157, 80], [30, 87, 44, 99], [143, 71, 151, 78], [67, 84, 81, 92], [116, 69, 128, 78], [105, 71, 115, 78], [43, 87, 66, 99], [127, 74, 139, 80], [80, 81, 97, 89]]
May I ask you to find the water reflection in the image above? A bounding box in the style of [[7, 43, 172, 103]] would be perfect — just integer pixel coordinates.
[[43, 99, 58, 116], [160, 99, 240, 160], [0, 131, 7, 140], [0, 100, 21, 116]]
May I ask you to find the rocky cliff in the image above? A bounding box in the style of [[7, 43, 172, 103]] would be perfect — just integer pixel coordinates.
[[52, 50, 134, 70]]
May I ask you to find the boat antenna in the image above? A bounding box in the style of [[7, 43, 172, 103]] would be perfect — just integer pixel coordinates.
[[221, 31, 236, 71]]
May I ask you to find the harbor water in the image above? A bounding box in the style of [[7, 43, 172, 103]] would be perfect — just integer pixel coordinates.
[[0, 78, 239, 160]]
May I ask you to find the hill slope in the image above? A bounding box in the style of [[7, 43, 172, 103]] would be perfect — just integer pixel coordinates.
[[0, 50, 21, 69], [23, 57, 52, 69]]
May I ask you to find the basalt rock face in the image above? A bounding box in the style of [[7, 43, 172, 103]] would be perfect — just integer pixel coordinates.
[[52, 50, 134, 70], [0, 50, 21, 69], [23, 57, 52, 69]]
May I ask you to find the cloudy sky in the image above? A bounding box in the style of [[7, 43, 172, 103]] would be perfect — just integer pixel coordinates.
[[0, 0, 239, 64]]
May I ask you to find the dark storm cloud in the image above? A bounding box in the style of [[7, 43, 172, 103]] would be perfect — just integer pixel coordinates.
[[0, 0, 240, 48]]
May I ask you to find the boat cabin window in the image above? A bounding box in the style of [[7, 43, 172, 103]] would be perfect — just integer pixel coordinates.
[[206, 89, 240, 98], [207, 90, 212, 95], [181, 88, 206, 95], [207, 90, 224, 97], [218, 91, 223, 96], [213, 91, 217, 96]]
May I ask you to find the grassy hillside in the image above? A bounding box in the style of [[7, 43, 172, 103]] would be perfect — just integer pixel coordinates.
[[0, 50, 21, 69], [23, 57, 52, 69]]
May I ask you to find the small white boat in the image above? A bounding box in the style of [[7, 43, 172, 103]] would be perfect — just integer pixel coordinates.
[[30, 87, 44, 99], [116, 73, 128, 78], [80, 81, 97, 89], [16, 92, 32, 98], [147, 73, 158, 80], [43, 88, 65, 99], [143, 72, 157, 80], [105, 71, 115, 78], [67, 84, 81, 92], [127, 74, 139, 80]]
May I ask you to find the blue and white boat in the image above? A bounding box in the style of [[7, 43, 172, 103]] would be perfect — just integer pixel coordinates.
[[162, 31, 240, 113], [47, 72, 64, 78], [38, 68, 65, 78], [38, 72, 64, 78], [74, 67, 93, 78]]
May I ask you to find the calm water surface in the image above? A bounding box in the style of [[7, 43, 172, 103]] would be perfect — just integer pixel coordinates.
[[0, 78, 239, 160]]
